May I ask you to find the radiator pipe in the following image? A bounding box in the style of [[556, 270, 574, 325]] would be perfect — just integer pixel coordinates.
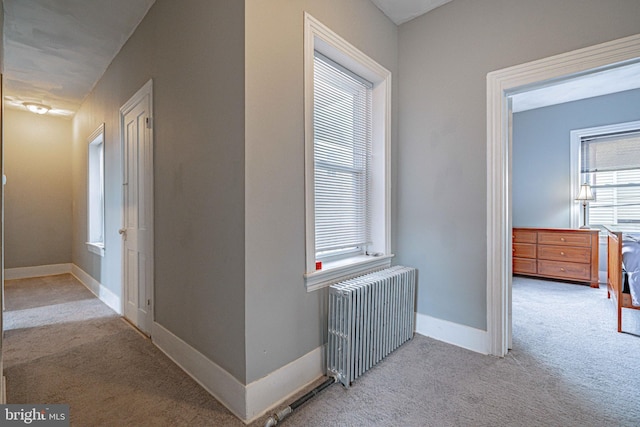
[[263, 376, 337, 427]]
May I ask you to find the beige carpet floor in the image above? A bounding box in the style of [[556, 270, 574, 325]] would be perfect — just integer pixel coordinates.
[[4, 274, 640, 426]]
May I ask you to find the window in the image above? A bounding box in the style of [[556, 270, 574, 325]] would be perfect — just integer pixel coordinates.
[[581, 129, 640, 228], [314, 53, 372, 261], [87, 124, 105, 256], [304, 13, 392, 291]]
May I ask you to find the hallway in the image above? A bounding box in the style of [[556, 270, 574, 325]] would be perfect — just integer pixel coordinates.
[[3, 274, 246, 426]]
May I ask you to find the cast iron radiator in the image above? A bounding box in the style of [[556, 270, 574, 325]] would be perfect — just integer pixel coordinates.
[[327, 266, 416, 387]]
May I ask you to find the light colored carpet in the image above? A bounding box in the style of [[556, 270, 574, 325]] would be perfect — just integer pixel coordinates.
[[4, 274, 640, 426], [4, 275, 246, 426]]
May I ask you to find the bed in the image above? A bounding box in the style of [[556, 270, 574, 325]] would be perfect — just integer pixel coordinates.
[[606, 228, 640, 332]]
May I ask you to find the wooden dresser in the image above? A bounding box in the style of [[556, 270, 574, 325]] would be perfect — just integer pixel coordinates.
[[512, 227, 599, 287]]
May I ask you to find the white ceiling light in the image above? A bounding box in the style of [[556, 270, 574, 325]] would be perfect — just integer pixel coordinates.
[[23, 102, 51, 115]]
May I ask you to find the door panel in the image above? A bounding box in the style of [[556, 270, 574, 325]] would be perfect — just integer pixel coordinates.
[[121, 81, 153, 335]]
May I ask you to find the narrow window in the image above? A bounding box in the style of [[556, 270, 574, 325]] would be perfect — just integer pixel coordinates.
[[314, 53, 373, 261], [87, 124, 105, 255], [304, 13, 392, 290]]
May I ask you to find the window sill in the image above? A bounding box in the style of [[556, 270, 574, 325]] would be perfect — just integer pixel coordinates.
[[86, 242, 105, 257], [304, 254, 394, 292]]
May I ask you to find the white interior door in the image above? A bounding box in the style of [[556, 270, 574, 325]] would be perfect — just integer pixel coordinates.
[[121, 80, 153, 335]]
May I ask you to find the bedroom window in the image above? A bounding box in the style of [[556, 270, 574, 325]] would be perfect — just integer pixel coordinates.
[[87, 124, 105, 256], [303, 13, 392, 291], [580, 128, 640, 228]]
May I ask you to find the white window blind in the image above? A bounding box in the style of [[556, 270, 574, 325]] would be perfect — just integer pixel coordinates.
[[313, 52, 373, 259], [581, 131, 640, 226]]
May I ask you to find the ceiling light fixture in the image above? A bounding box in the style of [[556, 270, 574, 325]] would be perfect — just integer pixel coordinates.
[[23, 102, 51, 115]]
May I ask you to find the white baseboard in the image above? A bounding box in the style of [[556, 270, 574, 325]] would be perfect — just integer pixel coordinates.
[[3, 263, 121, 315], [415, 312, 489, 355], [152, 321, 325, 423], [152, 322, 247, 420], [71, 264, 121, 315], [245, 346, 324, 422], [4, 263, 72, 280]]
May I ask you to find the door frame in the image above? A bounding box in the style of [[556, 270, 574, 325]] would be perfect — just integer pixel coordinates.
[[486, 34, 640, 356], [119, 79, 154, 332]]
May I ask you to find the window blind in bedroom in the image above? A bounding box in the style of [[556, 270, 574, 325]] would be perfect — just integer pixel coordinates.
[[581, 130, 640, 225], [313, 52, 373, 259]]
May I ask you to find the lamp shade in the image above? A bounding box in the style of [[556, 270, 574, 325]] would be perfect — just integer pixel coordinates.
[[576, 183, 594, 201]]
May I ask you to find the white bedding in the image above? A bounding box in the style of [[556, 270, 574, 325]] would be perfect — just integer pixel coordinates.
[[621, 233, 640, 306]]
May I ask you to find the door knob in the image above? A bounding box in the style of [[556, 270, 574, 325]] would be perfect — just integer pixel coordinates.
[[119, 228, 126, 235]]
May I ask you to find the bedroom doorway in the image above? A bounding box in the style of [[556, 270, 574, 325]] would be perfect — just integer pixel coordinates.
[[486, 34, 640, 357]]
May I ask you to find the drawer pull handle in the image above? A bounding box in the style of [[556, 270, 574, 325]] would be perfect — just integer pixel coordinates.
[[560, 268, 565, 272], [560, 252, 565, 256], [560, 237, 566, 242]]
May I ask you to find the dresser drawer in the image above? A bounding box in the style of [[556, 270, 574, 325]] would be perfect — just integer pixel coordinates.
[[513, 229, 537, 244], [514, 258, 536, 274], [537, 260, 591, 281], [513, 243, 536, 259], [538, 245, 591, 263], [537, 231, 592, 247]]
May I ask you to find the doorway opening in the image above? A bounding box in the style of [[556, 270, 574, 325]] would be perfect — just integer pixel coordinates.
[[486, 34, 640, 356]]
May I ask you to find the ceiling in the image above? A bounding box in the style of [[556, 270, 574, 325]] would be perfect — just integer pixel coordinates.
[[511, 62, 640, 113], [2, 0, 639, 119], [3, 0, 155, 117], [370, 0, 452, 25]]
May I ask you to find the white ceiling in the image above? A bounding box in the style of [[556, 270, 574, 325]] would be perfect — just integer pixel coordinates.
[[3, 0, 155, 117], [511, 62, 640, 113], [370, 0, 452, 25], [2, 0, 638, 119]]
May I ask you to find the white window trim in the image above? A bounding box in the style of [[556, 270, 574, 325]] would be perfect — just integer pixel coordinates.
[[86, 123, 106, 257], [87, 242, 105, 256], [570, 120, 640, 229], [303, 13, 392, 291]]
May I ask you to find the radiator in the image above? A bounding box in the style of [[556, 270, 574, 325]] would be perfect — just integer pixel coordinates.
[[327, 266, 416, 387]]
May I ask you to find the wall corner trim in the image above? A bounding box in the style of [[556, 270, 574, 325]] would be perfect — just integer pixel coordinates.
[[415, 312, 489, 355], [70, 264, 121, 315], [4, 263, 72, 280], [245, 345, 324, 422], [152, 322, 248, 420], [3, 263, 120, 314], [152, 321, 325, 424]]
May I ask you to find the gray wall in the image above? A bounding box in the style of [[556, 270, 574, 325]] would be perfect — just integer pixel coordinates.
[[72, 0, 247, 383], [244, 0, 398, 383], [72, 0, 396, 388], [60, 0, 640, 390], [5, 109, 72, 268], [396, 0, 640, 329], [513, 89, 640, 228]]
